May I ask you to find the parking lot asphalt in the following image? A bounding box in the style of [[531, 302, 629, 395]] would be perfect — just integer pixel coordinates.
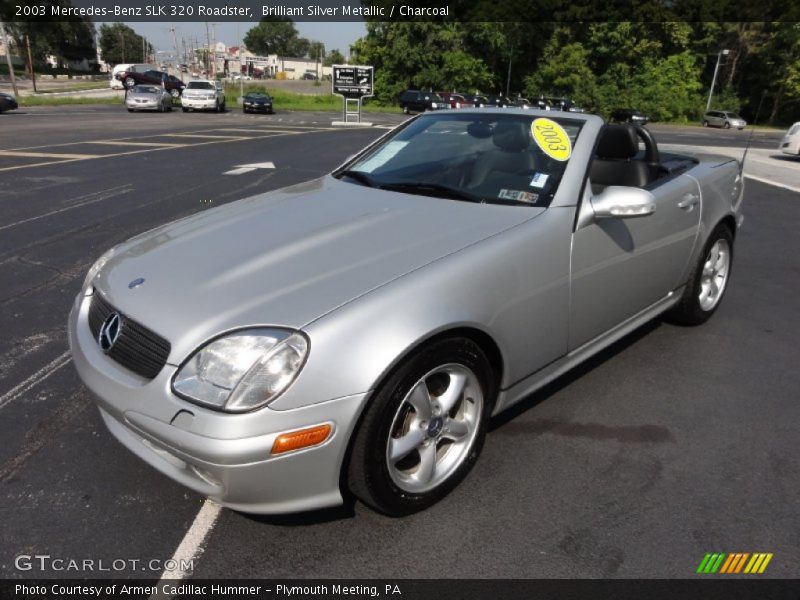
[[0, 105, 797, 580]]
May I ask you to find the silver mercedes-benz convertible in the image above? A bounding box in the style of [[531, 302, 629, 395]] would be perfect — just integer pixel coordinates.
[[69, 109, 743, 516]]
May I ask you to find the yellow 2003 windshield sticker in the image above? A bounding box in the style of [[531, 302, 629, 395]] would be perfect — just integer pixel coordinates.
[[531, 118, 572, 161]]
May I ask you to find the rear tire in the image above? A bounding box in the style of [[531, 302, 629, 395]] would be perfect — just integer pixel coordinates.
[[347, 337, 496, 516], [666, 224, 734, 326], [182, 107, 188, 113], [702, 120, 708, 127], [402, 105, 409, 115]]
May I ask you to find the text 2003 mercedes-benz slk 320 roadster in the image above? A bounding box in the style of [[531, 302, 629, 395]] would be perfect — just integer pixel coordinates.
[[69, 110, 743, 516]]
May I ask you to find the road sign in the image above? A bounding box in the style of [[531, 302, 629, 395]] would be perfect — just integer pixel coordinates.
[[332, 65, 374, 99]]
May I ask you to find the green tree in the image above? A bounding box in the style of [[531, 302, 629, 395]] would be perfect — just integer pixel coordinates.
[[351, 22, 492, 104], [323, 48, 345, 67], [6, 4, 96, 68], [244, 17, 299, 56], [98, 23, 152, 66]]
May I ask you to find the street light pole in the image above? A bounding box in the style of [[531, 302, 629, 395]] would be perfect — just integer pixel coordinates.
[[706, 49, 730, 112], [0, 19, 19, 96]]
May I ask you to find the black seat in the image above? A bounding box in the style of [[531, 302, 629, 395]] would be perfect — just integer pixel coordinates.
[[590, 124, 651, 188], [467, 121, 535, 187]]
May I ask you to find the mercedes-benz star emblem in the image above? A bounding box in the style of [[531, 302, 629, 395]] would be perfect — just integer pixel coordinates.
[[98, 312, 123, 352], [128, 277, 145, 289]]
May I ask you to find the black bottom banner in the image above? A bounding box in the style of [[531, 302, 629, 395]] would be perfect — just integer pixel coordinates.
[[1, 579, 800, 600]]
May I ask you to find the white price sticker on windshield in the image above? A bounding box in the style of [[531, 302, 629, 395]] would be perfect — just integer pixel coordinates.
[[357, 141, 408, 173]]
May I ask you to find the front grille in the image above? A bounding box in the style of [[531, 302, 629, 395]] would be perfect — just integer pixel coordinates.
[[88, 293, 171, 379]]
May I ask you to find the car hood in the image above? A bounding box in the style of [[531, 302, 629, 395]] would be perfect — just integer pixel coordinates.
[[95, 176, 542, 362]]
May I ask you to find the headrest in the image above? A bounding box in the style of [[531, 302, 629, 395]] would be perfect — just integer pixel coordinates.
[[493, 121, 530, 152], [596, 124, 639, 160]]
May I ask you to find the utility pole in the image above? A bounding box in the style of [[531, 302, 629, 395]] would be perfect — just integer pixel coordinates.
[[210, 23, 216, 77], [0, 19, 19, 96], [205, 22, 211, 75], [142, 36, 146, 63], [25, 34, 36, 93], [120, 31, 125, 63], [706, 49, 730, 112], [170, 26, 182, 80], [505, 41, 513, 98]]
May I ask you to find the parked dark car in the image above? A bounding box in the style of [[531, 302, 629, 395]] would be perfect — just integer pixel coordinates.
[[117, 69, 186, 99], [438, 93, 472, 109], [463, 94, 489, 108], [301, 72, 318, 80], [242, 91, 274, 114], [610, 108, 649, 125], [485, 94, 511, 108], [0, 92, 18, 113], [399, 90, 448, 114]]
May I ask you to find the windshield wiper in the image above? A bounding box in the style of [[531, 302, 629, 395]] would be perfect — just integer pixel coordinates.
[[337, 170, 375, 187], [379, 181, 484, 204]]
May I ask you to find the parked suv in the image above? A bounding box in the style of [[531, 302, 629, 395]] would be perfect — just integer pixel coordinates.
[[399, 90, 448, 114], [610, 108, 649, 125], [181, 80, 226, 112], [117, 69, 185, 98], [702, 110, 747, 129]]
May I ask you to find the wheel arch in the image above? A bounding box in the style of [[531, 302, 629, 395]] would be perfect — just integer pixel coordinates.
[[718, 214, 738, 239], [337, 323, 504, 499]]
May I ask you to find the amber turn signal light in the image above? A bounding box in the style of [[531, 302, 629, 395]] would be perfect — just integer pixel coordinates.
[[271, 424, 332, 455]]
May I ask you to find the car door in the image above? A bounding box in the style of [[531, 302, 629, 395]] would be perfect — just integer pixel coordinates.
[[569, 174, 701, 349]]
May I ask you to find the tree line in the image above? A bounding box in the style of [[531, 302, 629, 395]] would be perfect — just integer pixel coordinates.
[[350, 22, 800, 125]]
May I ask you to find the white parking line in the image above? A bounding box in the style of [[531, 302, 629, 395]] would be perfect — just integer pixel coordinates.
[[0, 351, 72, 411], [0, 185, 134, 231], [151, 500, 222, 596], [744, 175, 800, 194]]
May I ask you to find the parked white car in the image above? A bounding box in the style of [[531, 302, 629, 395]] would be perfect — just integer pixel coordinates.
[[779, 122, 800, 157], [181, 80, 226, 112]]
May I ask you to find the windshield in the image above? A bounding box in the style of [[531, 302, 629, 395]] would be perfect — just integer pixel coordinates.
[[246, 93, 270, 99], [132, 86, 159, 94], [337, 113, 583, 207], [726, 113, 743, 119], [187, 82, 214, 90]]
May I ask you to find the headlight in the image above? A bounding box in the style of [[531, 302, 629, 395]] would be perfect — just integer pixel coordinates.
[[172, 329, 308, 412], [83, 248, 115, 291]]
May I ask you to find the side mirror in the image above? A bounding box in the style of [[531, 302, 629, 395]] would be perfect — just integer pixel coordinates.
[[591, 186, 656, 219]]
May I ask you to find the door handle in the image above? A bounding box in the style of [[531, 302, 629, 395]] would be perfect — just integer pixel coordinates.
[[678, 193, 699, 210]]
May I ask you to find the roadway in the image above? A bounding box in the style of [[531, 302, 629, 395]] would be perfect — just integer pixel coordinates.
[[0, 105, 797, 581]]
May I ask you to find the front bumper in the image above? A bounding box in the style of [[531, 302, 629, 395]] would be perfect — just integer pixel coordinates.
[[126, 100, 159, 110], [780, 140, 799, 155], [182, 97, 218, 109], [68, 292, 367, 514]]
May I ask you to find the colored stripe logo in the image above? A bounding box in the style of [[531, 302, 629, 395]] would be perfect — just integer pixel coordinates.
[[696, 553, 773, 574]]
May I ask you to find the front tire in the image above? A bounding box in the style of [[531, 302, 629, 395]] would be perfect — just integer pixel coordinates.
[[666, 224, 734, 325], [347, 337, 495, 516], [724, 121, 731, 129]]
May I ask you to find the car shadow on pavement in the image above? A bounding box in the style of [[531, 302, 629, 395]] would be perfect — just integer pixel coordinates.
[[237, 499, 357, 527], [489, 319, 661, 432]]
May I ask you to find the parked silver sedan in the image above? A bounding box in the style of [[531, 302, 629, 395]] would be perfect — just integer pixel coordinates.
[[69, 110, 744, 516], [125, 85, 173, 113]]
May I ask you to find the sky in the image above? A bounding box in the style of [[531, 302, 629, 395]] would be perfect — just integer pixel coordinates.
[[119, 21, 367, 57]]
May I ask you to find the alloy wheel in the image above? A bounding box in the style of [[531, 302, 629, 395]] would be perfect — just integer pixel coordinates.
[[699, 239, 731, 311], [386, 363, 483, 494]]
